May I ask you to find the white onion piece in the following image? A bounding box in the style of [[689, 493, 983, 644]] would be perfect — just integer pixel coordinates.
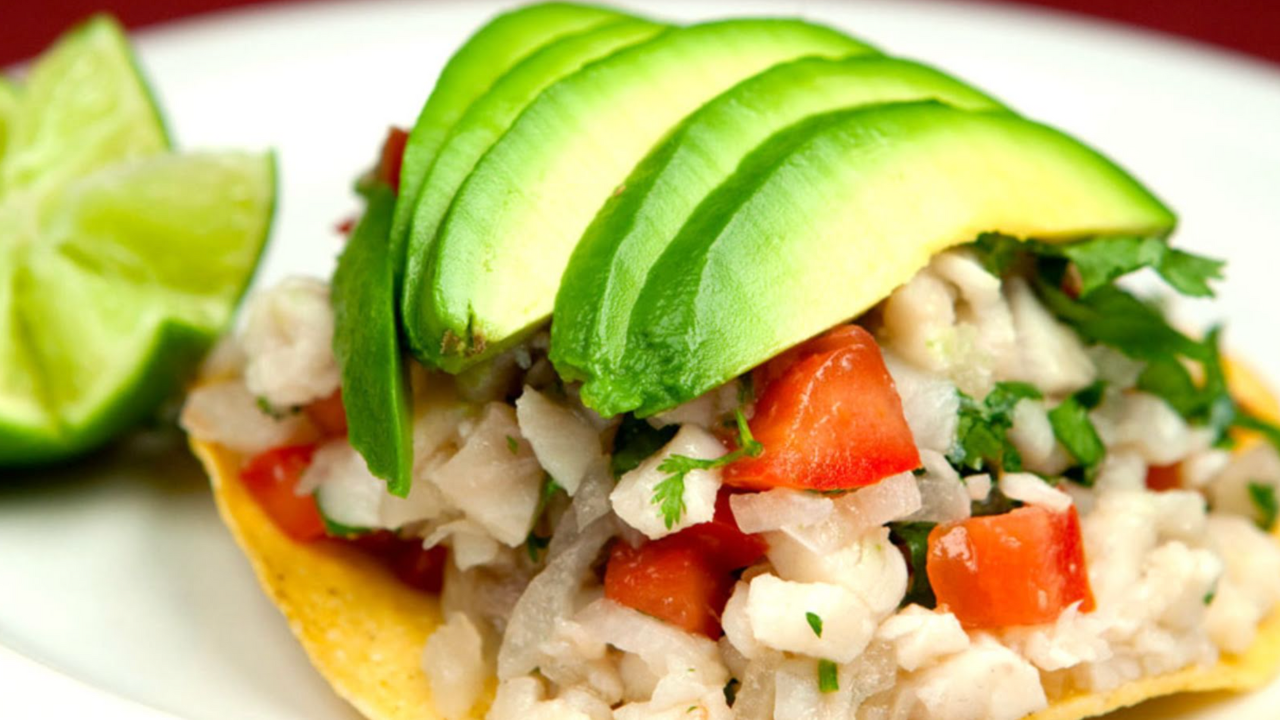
[[180, 379, 317, 454], [999, 473, 1072, 512], [648, 380, 741, 429], [421, 612, 487, 720], [424, 519, 503, 571], [836, 471, 922, 533], [515, 386, 604, 495], [966, 473, 992, 502], [731, 489, 833, 535], [732, 653, 781, 720], [907, 450, 971, 524], [497, 516, 616, 679], [883, 350, 960, 455], [573, 599, 727, 685], [570, 462, 615, 532]]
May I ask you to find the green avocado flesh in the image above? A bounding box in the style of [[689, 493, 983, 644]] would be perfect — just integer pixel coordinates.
[[332, 185, 413, 496], [550, 55, 1004, 391], [390, 2, 628, 259], [404, 19, 877, 372], [593, 102, 1175, 417], [402, 17, 667, 300]]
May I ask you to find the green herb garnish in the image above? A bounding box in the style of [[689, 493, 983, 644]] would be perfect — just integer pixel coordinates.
[[652, 409, 762, 529], [1248, 482, 1279, 532], [806, 611, 824, 638], [818, 659, 839, 693], [1048, 381, 1107, 482], [890, 521, 937, 608], [505, 434, 519, 454], [611, 414, 677, 478], [948, 382, 1042, 473], [525, 532, 550, 562]]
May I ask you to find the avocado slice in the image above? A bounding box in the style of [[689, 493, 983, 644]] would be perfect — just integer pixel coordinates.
[[332, 184, 413, 495], [390, 2, 629, 258], [403, 19, 877, 371], [600, 102, 1176, 417], [550, 55, 1005, 393], [402, 17, 668, 302]]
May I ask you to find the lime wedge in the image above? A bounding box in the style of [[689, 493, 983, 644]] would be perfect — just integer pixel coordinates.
[[0, 78, 17, 163], [0, 17, 275, 466]]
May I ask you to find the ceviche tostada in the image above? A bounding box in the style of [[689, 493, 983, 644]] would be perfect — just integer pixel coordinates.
[[182, 3, 1280, 720]]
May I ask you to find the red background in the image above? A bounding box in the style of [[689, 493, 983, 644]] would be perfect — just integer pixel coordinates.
[[4, 0, 1280, 68]]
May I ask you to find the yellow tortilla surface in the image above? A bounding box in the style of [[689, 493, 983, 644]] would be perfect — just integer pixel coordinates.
[[193, 357, 1280, 720]]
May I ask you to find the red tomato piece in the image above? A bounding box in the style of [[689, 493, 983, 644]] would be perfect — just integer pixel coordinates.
[[305, 390, 349, 438], [726, 325, 921, 492], [603, 492, 765, 637], [927, 506, 1095, 628], [682, 491, 768, 571], [605, 535, 734, 638], [376, 127, 410, 193], [1145, 463, 1181, 492], [335, 217, 356, 237], [240, 444, 326, 542], [392, 544, 448, 593]]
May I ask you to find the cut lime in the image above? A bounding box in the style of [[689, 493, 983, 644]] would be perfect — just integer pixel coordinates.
[[0, 17, 275, 466], [0, 77, 17, 164]]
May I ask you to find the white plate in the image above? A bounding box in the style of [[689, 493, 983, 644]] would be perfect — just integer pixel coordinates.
[[2, 0, 1279, 717]]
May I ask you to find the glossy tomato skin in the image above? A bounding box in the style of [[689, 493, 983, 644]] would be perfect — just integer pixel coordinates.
[[604, 491, 766, 638], [927, 505, 1095, 628], [376, 127, 410, 193], [725, 325, 920, 492], [605, 536, 733, 638], [240, 444, 326, 542]]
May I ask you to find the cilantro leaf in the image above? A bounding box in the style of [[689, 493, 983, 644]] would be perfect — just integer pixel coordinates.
[[818, 660, 839, 693], [806, 611, 824, 638], [1156, 248, 1226, 298], [652, 473, 688, 531], [612, 415, 677, 478], [948, 382, 1042, 473], [1037, 283, 1205, 362], [1048, 382, 1107, 481], [651, 409, 762, 529], [505, 434, 520, 454], [890, 522, 937, 609], [1248, 482, 1279, 532], [525, 532, 550, 562]]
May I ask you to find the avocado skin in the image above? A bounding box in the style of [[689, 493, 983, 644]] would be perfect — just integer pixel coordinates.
[[550, 55, 1006, 393], [589, 102, 1175, 417], [332, 185, 414, 496], [404, 18, 877, 372], [390, 2, 629, 277]]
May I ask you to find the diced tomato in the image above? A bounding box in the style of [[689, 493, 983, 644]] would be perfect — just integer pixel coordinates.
[[1145, 463, 1181, 492], [604, 491, 765, 637], [725, 325, 921, 492], [681, 491, 768, 571], [605, 534, 734, 638], [305, 390, 349, 437], [927, 506, 1095, 628], [375, 127, 410, 193], [392, 544, 448, 593], [348, 530, 448, 593], [240, 444, 326, 542]]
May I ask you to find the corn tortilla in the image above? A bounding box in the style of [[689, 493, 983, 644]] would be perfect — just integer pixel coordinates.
[[192, 359, 1280, 720]]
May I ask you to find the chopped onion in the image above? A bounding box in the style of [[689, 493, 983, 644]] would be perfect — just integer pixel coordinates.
[[835, 471, 922, 534], [497, 516, 617, 679], [907, 450, 971, 524], [730, 489, 832, 535], [966, 473, 992, 502], [999, 472, 1072, 512], [883, 350, 960, 454], [573, 599, 727, 686]]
